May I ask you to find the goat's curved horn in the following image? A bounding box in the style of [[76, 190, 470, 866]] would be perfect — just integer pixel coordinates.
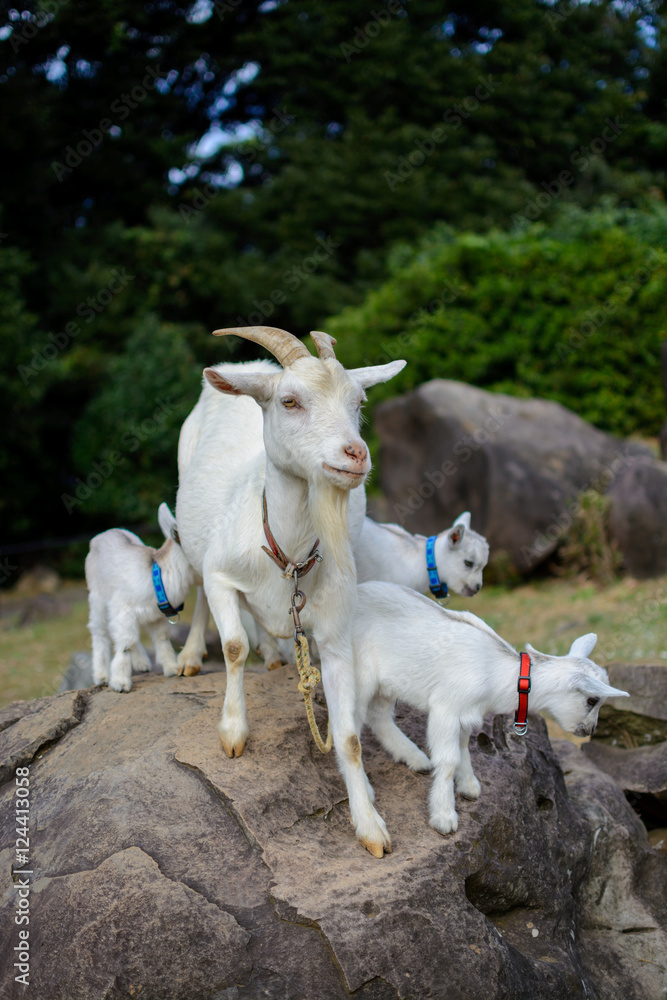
[[310, 330, 338, 361], [212, 326, 311, 368]]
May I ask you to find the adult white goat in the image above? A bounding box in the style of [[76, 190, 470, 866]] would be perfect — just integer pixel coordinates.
[[175, 326, 404, 856], [86, 503, 196, 692]]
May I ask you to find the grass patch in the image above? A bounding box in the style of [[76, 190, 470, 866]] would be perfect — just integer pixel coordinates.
[[1, 576, 665, 711]]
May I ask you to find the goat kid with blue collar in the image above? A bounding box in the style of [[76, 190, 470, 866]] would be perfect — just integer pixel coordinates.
[[349, 582, 629, 847], [85, 503, 196, 692], [355, 510, 489, 599]]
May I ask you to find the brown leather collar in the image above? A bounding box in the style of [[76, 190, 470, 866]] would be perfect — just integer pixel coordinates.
[[261, 490, 321, 578]]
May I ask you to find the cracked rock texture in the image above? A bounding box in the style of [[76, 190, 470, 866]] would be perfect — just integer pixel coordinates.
[[1, 665, 665, 1000]]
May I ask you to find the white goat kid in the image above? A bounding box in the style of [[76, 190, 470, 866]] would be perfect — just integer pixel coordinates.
[[351, 581, 629, 837], [175, 326, 405, 857], [353, 510, 488, 596], [85, 503, 195, 692]]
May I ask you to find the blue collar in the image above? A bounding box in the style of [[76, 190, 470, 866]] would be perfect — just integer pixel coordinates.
[[425, 536, 448, 600], [152, 561, 184, 619]]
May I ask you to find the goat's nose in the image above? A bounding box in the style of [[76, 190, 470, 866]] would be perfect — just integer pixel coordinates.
[[344, 442, 368, 464]]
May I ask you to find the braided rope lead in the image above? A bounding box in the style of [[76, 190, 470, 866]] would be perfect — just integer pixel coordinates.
[[294, 632, 333, 753]]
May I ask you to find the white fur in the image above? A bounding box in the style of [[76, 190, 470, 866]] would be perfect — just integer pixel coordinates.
[[183, 507, 490, 671], [355, 510, 489, 596], [350, 582, 629, 836], [175, 352, 405, 856], [85, 504, 196, 692]]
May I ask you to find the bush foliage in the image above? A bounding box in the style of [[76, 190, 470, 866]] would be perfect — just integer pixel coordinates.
[[327, 207, 667, 437]]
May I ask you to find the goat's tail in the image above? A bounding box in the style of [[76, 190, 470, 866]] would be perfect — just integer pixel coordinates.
[[157, 502, 179, 544]]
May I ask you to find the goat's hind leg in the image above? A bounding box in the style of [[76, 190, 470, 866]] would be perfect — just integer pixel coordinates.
[[367, 696, 431, 772], [88, 590, 111, 686], [177, 585, 209, 676], [108, 600, 141, 693]]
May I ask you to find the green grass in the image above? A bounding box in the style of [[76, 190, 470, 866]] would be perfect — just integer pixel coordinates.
[[1, 575, 665, 711]]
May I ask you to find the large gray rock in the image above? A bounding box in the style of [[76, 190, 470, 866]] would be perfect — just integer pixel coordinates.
[[373, 380, 651, 574], [1, 666, 666, 999], [553, 740, 667, 1000], [593, 664, 667, 746], [606, 458, 667, 577]]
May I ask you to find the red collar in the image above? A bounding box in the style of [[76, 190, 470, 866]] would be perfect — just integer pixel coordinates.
[[261, 490, 320, 578], [513, 652, 531, 735]]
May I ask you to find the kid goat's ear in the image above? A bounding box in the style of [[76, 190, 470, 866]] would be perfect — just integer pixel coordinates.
[[580, 675, 630, 699], [454, 511, 471, 530], [569, 633, 598, 659], [449, 523, 466, 547]]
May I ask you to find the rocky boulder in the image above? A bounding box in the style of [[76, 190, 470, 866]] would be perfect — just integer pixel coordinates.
[[1, 663, 666, 999], [606, 459, 667, 578], [373, 380, 653, 575]]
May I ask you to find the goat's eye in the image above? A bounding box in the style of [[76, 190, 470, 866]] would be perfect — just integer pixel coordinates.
[[464, 560, 474, 569], [281, 398, 299, 409], [587, 697, 599, 708]]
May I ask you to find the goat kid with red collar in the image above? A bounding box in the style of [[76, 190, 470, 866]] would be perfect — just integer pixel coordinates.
[[351, 582, 628, 843]]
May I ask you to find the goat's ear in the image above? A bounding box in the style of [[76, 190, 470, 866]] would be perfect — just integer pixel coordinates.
[[579, 675, 629, 699], [454, 511, 471, 530], [204, 366, 277, 404], [448, 523, 466, 547], [569, 633, 598, 659], [157, 502, 177, 542], [349, 359, 407, 389]]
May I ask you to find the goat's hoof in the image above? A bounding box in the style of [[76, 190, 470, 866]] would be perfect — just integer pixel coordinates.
[[431, 814, 458, 836], [359, 836, 391, 858], [220, 734, 247, 758], [265, 659, 284, 672], [177, 663, 201, 677], [457, 777, 481, 800]]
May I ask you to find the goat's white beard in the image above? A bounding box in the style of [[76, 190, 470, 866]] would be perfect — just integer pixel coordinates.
[[308, 481, 355, 577]]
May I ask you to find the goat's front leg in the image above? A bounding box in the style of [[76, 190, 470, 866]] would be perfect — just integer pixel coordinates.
[[319, 640, 391, 858], [454, 728, 480, 800], [427, 709, 463, 835], [177, 585, 209, 676], [206, 574, 249, 758]]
